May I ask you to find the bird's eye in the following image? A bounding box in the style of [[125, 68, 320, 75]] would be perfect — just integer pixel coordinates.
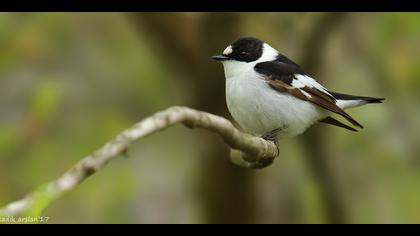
[[240, 51, 248, 55]]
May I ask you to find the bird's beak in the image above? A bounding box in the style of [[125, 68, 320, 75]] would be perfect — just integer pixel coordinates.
[[211, 55, 230, 61]]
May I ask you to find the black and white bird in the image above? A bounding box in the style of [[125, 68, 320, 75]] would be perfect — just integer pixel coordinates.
[[212, 37, 384, 140]]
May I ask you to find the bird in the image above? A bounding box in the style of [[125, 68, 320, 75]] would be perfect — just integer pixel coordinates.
[[211, 37, 384, 141]]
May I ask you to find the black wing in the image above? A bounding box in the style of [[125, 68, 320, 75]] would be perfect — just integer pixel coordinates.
[[254, 60, 363, 129], [255, 59, 305, 85]]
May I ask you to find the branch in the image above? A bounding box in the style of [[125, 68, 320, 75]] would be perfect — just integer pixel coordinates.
[[0, 106, 278, 217]]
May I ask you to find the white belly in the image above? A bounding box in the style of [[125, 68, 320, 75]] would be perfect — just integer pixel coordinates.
[[226, 75, 327, 138]]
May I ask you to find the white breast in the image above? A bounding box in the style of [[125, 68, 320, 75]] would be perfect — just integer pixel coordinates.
[[225, 71, 327, 138]]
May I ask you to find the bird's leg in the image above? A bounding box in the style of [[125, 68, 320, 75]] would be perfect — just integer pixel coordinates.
[[261, 127, 282, 145]]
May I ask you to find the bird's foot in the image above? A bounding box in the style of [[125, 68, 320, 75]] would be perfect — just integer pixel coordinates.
[[244, 128, 282, 168]]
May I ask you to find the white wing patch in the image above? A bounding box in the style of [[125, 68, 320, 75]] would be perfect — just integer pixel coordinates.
[[291, 78, 306, 88], [294, 74, 333, 96], [300, 90, 312, 98]]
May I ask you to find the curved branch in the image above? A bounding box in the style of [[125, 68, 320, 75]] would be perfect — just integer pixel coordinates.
[[0, 106, 278, 217]]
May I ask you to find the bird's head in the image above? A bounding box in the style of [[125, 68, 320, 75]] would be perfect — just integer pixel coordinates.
[[212, 37, 278, 78]]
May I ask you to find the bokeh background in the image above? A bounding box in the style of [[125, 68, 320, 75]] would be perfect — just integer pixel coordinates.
[[0, 12, 419, 224]]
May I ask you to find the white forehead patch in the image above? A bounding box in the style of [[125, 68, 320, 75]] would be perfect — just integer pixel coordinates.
[[223, 45, 233, 55]]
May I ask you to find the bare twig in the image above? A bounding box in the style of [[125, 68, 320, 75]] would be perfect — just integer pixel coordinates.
[[0, 106, 278, 217]]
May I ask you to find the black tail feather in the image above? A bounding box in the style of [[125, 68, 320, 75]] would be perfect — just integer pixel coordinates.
[[319, 116, 358, 132], [329, 91, 385, 104], [364, 97, 385, 104]]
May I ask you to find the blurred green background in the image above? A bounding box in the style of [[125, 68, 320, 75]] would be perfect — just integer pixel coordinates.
[[0, 12, 419, 224]]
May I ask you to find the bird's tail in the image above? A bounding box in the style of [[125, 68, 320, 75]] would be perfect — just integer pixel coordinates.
[[330, 91, 385, 109]]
